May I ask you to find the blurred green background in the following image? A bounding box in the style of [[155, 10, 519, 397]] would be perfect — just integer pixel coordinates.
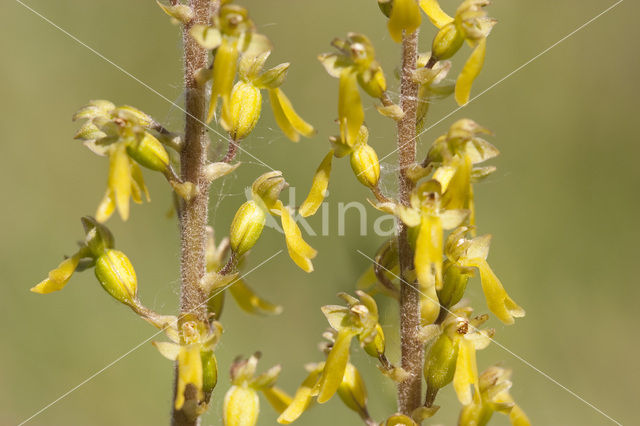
[[1, 0, 637, 425]]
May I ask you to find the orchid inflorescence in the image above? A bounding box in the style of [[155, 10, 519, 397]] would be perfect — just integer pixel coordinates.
[[32, 0, 529, 425]]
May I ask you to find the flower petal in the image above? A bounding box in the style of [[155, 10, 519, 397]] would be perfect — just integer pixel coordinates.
[[277, 366, 323, 424], [109, 144, 131, 221], [228, 279, 283, 315], [95, 189, 116, 223], [269, 88, 315, 141], [415, 213, 444, 290], [388, 0, 422, 43], [453, 338, 478, 406], [175, 344, 204, 409], [30, 252, 82, 294], [152, 341, 181, 361], [472, 258, 525, 325], [339, 69, 364, 147], [262, 386, 293, 415], [299, 150, 333, 217], [420, 0, 454, 29], [317, 329, 354, 403], [455, 37, 486, 106], [208, 38, 239, 123], [276, 201, 317, 273]]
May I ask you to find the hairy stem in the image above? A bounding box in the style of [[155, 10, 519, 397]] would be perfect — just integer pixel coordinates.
[[396, 28, 423, 416], [171, 1, 216, 425]]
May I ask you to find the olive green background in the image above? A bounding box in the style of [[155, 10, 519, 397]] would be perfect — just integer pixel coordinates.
[[1, 0, 637, 425]]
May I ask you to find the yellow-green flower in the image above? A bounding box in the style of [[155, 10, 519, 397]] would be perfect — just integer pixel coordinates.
[[421, 0, 496, 105], [189, 4, 272, 124], [153, 317, 223, 412], [300, 125, 379, 218], [427, 119, 498, 228], [277, 359, 372, 424], [319, 34, 387, 145], [223, 353, 291, 426], [459, 366, 531, 426], [423, 305, 494, 406], [372, 180, 469, 324], [314, 292, 392, 403], [31, 217, 141, 308], [229, 171, 317, 272], [203, 227, 282, 319], [218, 51, 315, 142], [445, 226, 525, 325], [73, 101, 173, 222]]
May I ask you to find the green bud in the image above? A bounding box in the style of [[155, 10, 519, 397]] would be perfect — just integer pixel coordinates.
[[227, 81, 262, 141], [201, 350, 218, 395], [350, 144, 380, 188], [424, 333, 458, 392], [438, 260, 474, 310], [126, 132, 170, 172], [362, 323, 386, 358], [94, 249, 138, 305], [337, 363, 369, 419], [81, 216, 114, 258], [357, 66, 386, 98], [230, 201, 267, 255], [431, 22, 464, 61], [254, 63, 290, 89], [251, 171, 287, 211]]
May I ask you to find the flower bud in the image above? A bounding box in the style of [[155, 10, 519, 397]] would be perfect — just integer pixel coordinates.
[[357, 66, 386, 98], [94, 249, 138, 305], [126, 132, 170, 173], [223, 384, 260, 426], [254, 63, 290, 89], [431, 22, 464, 60], [81, 216, 115, 258], [337, 363, 369, 419], [251, 171, 287, 210], [362, 323, 386, 358], [350, 144, 380, 188], [424, 333, 458, 393], [226, 81, 262, 141], [230, 201, 267, 255], [438, 260, 473, 310], [201, 350, 218, 395]]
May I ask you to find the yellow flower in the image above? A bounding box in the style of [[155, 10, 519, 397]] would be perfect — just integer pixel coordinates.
[[204, 228, 282, 318], [73, 101, 174, 222], [223, 353, 290, 426], [229, 172, 317, 272], [278, 359, 372, 424], [445, 227, 525, 325], [423, 306, 494, 406], [427, 119, 498, 229], [153, 318, 223, 412], [300, 125, 379, 219], [459, 366, 531, 426], [421, 0, 496, 105], [314, 292, 392, 404], [319, 34, 387, 145], [30, 217, 140, 308], [373, 180, 469, 324], [198, 4, 271, 123]]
